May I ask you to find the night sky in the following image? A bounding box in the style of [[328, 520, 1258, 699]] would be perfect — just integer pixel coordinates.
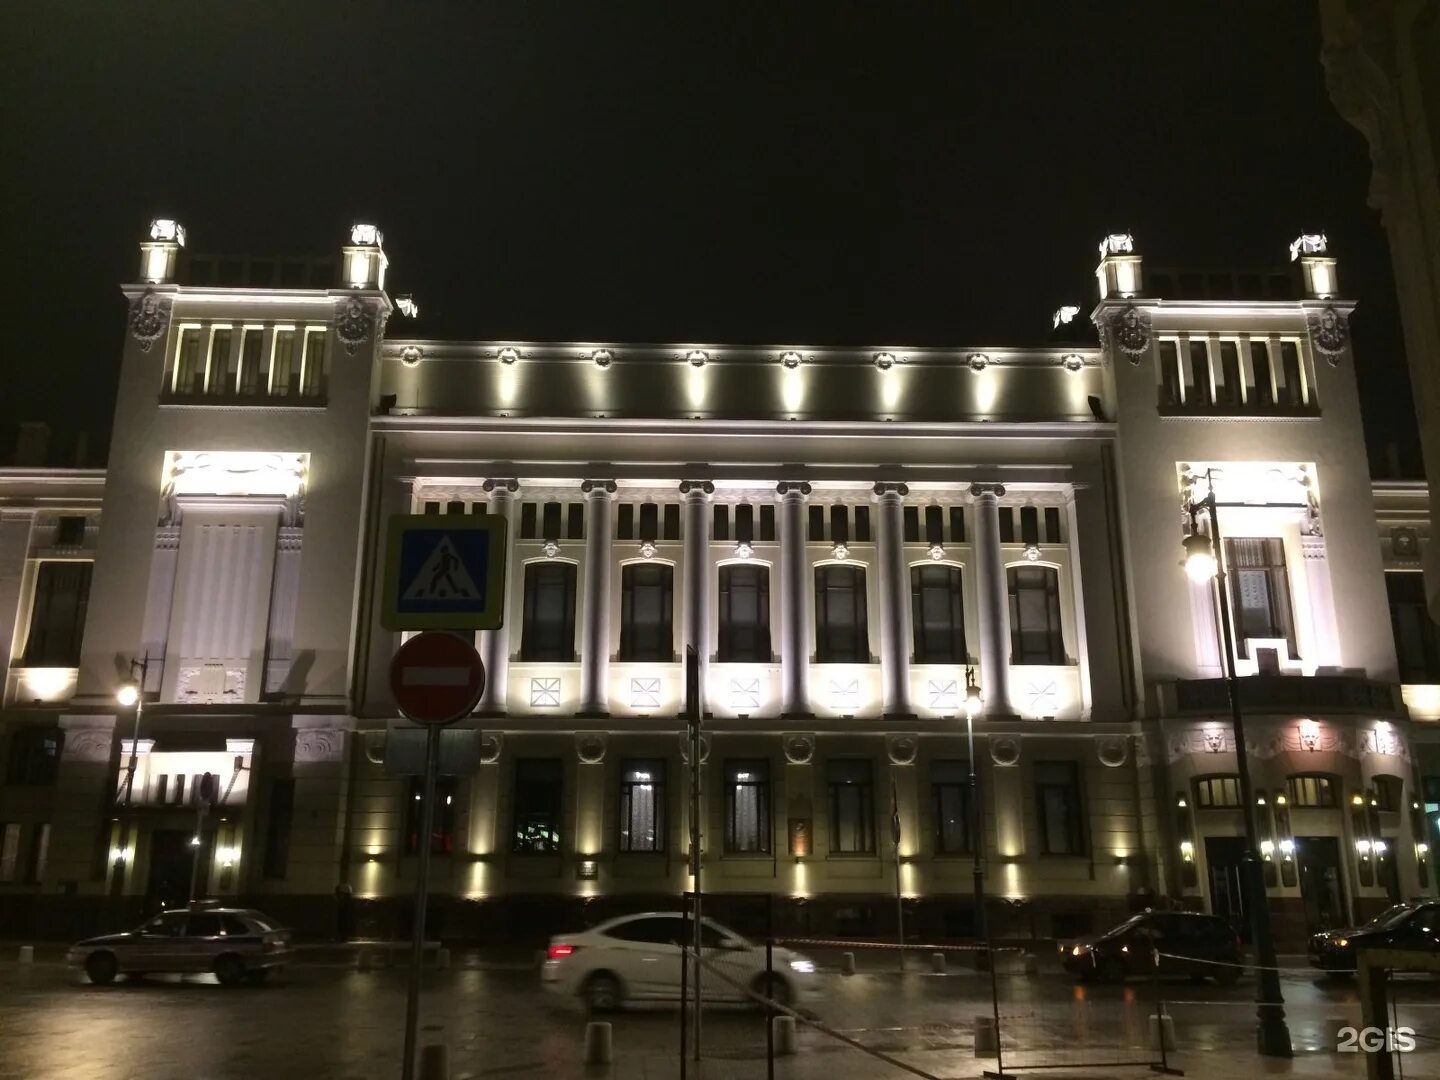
[[0, 2, 1418, 472]]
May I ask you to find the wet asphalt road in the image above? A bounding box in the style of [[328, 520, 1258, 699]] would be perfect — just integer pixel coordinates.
[[0, 953, 1435, 1079]]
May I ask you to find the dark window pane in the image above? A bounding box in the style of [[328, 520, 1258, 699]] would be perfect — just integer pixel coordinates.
[[638, 503, 659, 543], [735, 504, 754, 544], [713, 504, 730, 542], [1159, 340, 1181, 407], [1218, 341, 1241, 406], [1019, 506, 1039, 546], [1188, 340, 1212, 406], [932, 760, 974, 854], [1388, 572, 1440, 681], [949, 506, 965, 543], [541, 502, 562, 541], [1250, 341, 1275, 406], [512, 759, 563, 854], [718, 565, 770, 663], [853, 505, 871, 542], [759, 505, 776, 542], [620, 563, 674, 662], [924, 506, 943, 546], [521, 562, 577, 661], [1043, 507, 1061, 544], [902, 506, 920, 543], [998, 508, 1015, 543], [174, 328, 204, 395], [725, 759, 771, 853], [22, 562, 91, 667], [617, 504, 635, 541], [1007, 566, 1063, 665], [829, 505, 849, 544], [263, 779, 294, 879], [911, 565, 965, 663], [5, 727, 63, 786], [519, 503, 537, 539], [827, 760, 875, 853], [1279, 342, 1304, 406], [663, 504, 680, 541], [619, 759, 666, 853], [567, 503, 585, 540], [446, 501, 465, 515], [1035, 761, 1084, 854], [808, 505, 825, 541], [815, 565, 868, 663], [405, 776, 457, 856]]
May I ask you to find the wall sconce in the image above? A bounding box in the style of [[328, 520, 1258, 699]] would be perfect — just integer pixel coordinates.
[[1260, 840, 1275, 861], [110, 847, 128, 865], [1355, 839, 1372, 855], [364, 850, 382, 863], [577, 859, 598, 881], [1352, 793, 1365, 807], [217, 847, 239, 868], [1179, 840, 1194, 863]]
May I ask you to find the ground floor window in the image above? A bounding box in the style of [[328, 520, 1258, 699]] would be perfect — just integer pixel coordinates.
[[405, 776, 457, 856], [619, 759, 666, 853], [724, 759, 770, 853], [827, 759, 875, 853]]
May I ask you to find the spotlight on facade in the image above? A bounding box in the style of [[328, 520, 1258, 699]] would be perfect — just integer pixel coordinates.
[[873, 352, 896, 370], [497, 347, 520, 365], [779, 351, 803, 369], [1183, 532, 1217, 583], [116, 683, 140, 708], [686, 350, 709, 367]]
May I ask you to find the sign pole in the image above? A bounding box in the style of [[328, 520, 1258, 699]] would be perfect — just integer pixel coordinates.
[[686, 645, 702, 1061], [401, 722, 442, 1080]]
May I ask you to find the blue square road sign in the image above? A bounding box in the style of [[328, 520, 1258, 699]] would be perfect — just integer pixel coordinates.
[[381, 514, 508, 631]]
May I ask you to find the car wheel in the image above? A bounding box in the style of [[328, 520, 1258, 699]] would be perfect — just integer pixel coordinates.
[[752, 973, 793, 1009], [84, 952, 119, 986], [213, 955, 247, 987], [244, 969, 271, 986], [582, 972, 624, 1013]]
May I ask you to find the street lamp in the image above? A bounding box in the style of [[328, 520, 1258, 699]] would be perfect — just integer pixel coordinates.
[[964, 666, 987, 940], [1183, 469, 1292, 1058], [116, 657, 148, 808]]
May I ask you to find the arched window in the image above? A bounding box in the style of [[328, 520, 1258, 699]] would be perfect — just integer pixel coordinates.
[[815, 565, 868, 663], [910, 565, 965, 663], [520, 562, 577, 661], [1285, 774, 1337, 808], [1007, 565, 1063, 664], [718, 564, 770, 662], [619, 563, 674, 662]]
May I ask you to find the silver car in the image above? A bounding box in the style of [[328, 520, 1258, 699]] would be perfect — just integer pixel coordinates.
[[67, 905, 293, 986]]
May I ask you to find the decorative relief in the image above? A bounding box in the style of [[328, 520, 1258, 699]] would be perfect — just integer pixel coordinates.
[[886, 734, 919, 766], [927, 679, 958, 711], [629, 678, 661, 710], [575, 733, 607, 765], [775, 481, 812, 498], [128, 289, 172, 352], [827, 678, 860, 711], [530, 678, 561, 707], [677, 731, 711, 764], [176, 665, 244, 703], [294, 727, 345, 763], [1021, 679, 1058, 717], [62, 729, 114, 762], [1096, 737, 1128, 768], [581, 480, 618, 496], [782, 732, 815, 765], [479, 733, 503, 764], [989, 736, 1021, 768], [1057, 353, 1086, 372], [542, 541, 561, 559], [728, 678, 761, 711], [335, 296, 375, 356], [1307, 306, 1349, 362], [679, 480, 715, 497], [1105, 304, 1152, 361], [399, 345, 423, 367], [1361, 727, 1407, 761], [966, 353, 990, 372]]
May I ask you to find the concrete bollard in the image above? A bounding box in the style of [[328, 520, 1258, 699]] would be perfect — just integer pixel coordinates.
[[931, 951, 947, 975], [18, 946, 35, 964], [1325, 1017, 1351, 1053], [772, 1015, 797, 1056], [841, 951, 856, 976], [584, 1021, 613, 1066], [419, 1045, 449, 1080], [435, 947, 451, 970], [1147, 1014, 1178, 1052], [973, 1015, 998, 1056], [1023, 953, 1039, 976]]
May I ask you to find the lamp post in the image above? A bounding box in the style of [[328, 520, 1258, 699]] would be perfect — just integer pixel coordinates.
[[1184, 469, 1292, 1058], [964, 667, 987, 940], [116, 657, 148, 807]]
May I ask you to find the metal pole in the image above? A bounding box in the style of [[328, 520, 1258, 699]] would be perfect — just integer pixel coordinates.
[[187, 800, 208, 904], [401, 723, 442, 1080], [686, 645, 702, 1060], [766, 894, 775, 1080], [122, 657, 146, 807], [966, 708, 987, 940], [679, 904, 688, 1080], [892, 780, 905, 971], [1201, 479, 1291, 1058]]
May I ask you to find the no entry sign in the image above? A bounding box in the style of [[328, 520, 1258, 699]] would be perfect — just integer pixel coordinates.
[[390, 631, 486, 726]]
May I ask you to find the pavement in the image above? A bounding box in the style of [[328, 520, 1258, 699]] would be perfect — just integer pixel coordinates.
[[1, 944, 1435, 1079]]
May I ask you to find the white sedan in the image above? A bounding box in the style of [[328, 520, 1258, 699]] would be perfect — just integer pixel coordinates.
[[541, 911, 820, 1011]]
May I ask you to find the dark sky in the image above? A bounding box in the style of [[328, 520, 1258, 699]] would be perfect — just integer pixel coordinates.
[[0, 2, 1418, 472]]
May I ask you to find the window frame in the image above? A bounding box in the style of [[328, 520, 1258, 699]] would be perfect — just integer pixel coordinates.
[[826, 759, 876, 855], [520, 560, 578, 662], [510, 758, 564, 855], [1285, 773, 1336, 809], [910, 564, 966, 663], [618, 758, 667, 854], [1006, 564, 1064, 665], [618, 561, 674, 663], [717, 563, 771, 663], [1223, 537, 1298, 656], [1194, 774, 1242, 809], [814, 564, 869, 664], [22, 561, 92, 668], [931, 760, 974, 855], [1034, 760, 1086, 856], [404, 776, 458, 857], [723, 759, 771, 854]]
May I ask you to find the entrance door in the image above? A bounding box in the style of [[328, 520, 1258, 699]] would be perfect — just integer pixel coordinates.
[[145, 830, 193, 913], [1205, 836, 1248, 939], [1377, 840, 1401, 903], [1295, 836, 1347, 934]]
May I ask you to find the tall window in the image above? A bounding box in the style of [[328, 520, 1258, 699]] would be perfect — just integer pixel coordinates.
[[827, 760, 875, 854], [1250, 340, 1275, 405], [173, 328, 204, 394], [911, 565, 965, 662], [1374, 775, 1403, 813], [931, 760, 974, 854], [619, 563, 673, 662], [5, 727, 62, 786], [205, 328, 235, 395], [1187, 340, 1212, 406], [511, 759, 563, 854], [269, 330, 298, 397], [405, 776, 457, 856], [238, 328, 267, 395], [718, 565, 770, 662], [1387, 572, 1440, 682], [619, 759, 666, 852], [1007, 565, 1063, 665], [1224, 538, 1296, 654], [1286, 774, 1336, 808], [724, 760, 771, 853], [300, 329, 329, 397], [1195, 775, 1241, 808], [520, 562, 577, 661], [23, 562, 91, 667], [815, 565, 868, 663], [1035, 761, 1085, 855]]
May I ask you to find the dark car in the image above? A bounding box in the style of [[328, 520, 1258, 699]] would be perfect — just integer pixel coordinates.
[[66, 904, 293, 986], [1060, 910, 1243, 984], [1309, 900, 1440, 976]]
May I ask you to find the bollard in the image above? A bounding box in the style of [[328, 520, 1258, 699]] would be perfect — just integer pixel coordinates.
[[18, 946, 35, 964], [1023, 953, 1038, 976], [584, 1021, 613, 1066], [841, 951, 856, 976], [419, 1044, 449, 1080], [435, 947, 451, 970], [1147, 1014, 1178, 1052], [973, 1015, 998, 1056], [772, 1015, 797, 1056], [1324, 1017, 1350, 1053], [931, 951, 946, 975]]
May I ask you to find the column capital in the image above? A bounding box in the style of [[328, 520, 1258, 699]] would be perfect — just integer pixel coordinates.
[[776, 481, 812, 497], [969, 482, 1006, 499], [872, 482, 909, 498], [679, 480, 715, 496], [581, 479, 618, 495], [482, 478, 519, 493]]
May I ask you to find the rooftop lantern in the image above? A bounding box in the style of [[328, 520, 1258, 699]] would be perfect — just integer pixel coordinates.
[[343, 223, 387, 290], [1290, 233, 1337, 300], [140, 218, 186, 284], [1095, 232, 1142, 300]]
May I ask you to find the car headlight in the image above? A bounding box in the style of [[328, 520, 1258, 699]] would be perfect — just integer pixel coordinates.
[[1334, 938, 1348, 949], [1071, 945, 1088, 957], [789, 959, 815, 974]]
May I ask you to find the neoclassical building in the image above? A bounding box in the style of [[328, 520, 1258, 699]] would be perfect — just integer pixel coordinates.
[[0, 222, 1436, 947]]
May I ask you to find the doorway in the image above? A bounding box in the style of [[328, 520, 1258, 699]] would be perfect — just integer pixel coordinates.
[[1377, 840, 1401, 903], [1205, 836, 1248, 939], [145, 829, 199, 913], [1295, 836, 1348, 933]]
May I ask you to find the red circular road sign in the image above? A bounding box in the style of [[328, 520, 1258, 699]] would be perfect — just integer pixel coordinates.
[[390, 631, 486, 726]]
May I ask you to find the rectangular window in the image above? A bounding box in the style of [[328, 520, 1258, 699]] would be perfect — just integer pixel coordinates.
[[25, 822, 49, 883], [567, 503, 585, 540], [949, 506, 966, 543], [1217, 340, 1241, 406], [446, 500, 465, 515], [815, 565, 868, 663], [827, 760, 875, 854], [1278, 342, 1304, 406], [1250, 340, 1275, 406], [853, 505, 871, 542], [5, 727, 63, 786], [55, 515, 86, 547], [262, 779, 294, 879], [924, 506, 943, 546], [1035, 761, 1085, 855], [911, 565, 966, 663], [1187, 340, 1212, 406], [1043, 506, 1061, 544], [174, 328, 204, 395], [725, 760, 771, 853], [1007, 565, 1063, 665], [0, 824, 19, 883], [617, 504, 635, 541], [619, 759, 666, 853], [520, 562, 577, 661], [511, 759, 563, 854], [998, 507, 1015, 543], [1375, 775, 1402, 812], [808, 505, 825, 541], [718, 564, 770, 662], [1158, 340, 1182, 406], [23, 562, 91, 667], [1286, 775, 1336, 808], [1224, 538, 1297, 655], [269, 330, 298, 397], [405, 776, 457, 856], [619, 562, 674, 662], [713, 504, 730, 542], [1195, 775, 1241, 809], [299, 329, 328, 397], [663, 504, 680, 541], [759, 505, 776, 542], [638, 503, 659, 543], [1019, 506, 1039, 546], [932, 760, 973, 854], [829, 505, 849, 545], [1387, 572, 1440, 682], [541, 502, 562, 542], [206, 328, 235, 395], [735, 504, 754, 544], [902, 506, 920, 543], [519, 503, 538, 539]]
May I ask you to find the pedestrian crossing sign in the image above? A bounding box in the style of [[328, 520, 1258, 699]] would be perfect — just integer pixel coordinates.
[[381, 514, 508, 630]]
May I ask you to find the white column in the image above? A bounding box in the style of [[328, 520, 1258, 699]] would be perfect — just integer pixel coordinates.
[[873, 482, 913, 717], [970, 483, 1013, 717], [679, 481, 713, 697], [777, 482, 811, 716], [478, 478, 518, 713], [578, 479, 616, 716], [1301, 532, 1341, 670]]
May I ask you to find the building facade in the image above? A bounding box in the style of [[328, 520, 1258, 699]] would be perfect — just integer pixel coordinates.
[[0, 222, 1437, 947]]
